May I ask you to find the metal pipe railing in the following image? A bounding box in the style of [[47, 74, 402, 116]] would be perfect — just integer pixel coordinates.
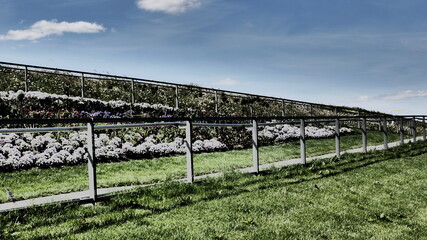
[[0, 115, 425, 204], [0, 61, 390, 116]]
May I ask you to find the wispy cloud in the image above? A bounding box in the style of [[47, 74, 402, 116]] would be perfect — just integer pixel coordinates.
[[216, 78, 238, 86], [357, 95, 370, 102], [0, 20, 105, 41], [136, 0, 201, 14], [380, 90, 427, 100]]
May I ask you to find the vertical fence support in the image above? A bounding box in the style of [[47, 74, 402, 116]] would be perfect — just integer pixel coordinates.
[[80, 73, 85, 99], [24, 66, 28, 92], [185, 120, 194, 183], [250, 105, 254, 117], [252, 119, 259, 173], [131, 79, 135, 105], [281, 100, 285, 117], [400, 117, 404, 145], [383, 117, 388, 150], [130, 79, 135, 115], [86, 120, 97, 202], [423, 116, 426, 141], [175, 86, 179, 109], [362, 117, 367, 153], [310, 105, 313, 116], [300, 119, 306, 164], [412, 117, 417, 142], [335, 118, 341, 158], [214, 90, 218, 113]]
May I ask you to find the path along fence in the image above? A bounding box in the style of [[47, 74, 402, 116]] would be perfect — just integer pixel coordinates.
[[0, 61, 387, 117], [0, 115, 425, 203]]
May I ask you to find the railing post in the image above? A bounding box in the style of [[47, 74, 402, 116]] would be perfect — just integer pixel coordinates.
[[175, 86, 179, 109], [130, 79, 135, 116], [300, 119, 306, 164], [335, 118, 340, 158], [310, 104, 313, 116], [81, 73, 85, 99], [24, 66, 28, 92], [131, 79, 135, 104], [400, 117, 404, 145], [252, 119, 259, 173], [214, 90, 218, 113], [185, 120, 193, 183], [423, 116, 426, 141], [362, 117, 367, 153], [86, 120, 97, 202], [412, 117, 417, 142], [281, 100, 285, 117], [383, 117, 388, 150]]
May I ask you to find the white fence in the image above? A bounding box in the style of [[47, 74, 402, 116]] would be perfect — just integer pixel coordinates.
[[0, 115, 426, 202]]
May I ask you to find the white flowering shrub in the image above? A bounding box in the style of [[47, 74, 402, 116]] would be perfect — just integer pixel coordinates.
[[252, 124, 353, 142], [0, 90, 182, 119], [0, 130, 229, 172]]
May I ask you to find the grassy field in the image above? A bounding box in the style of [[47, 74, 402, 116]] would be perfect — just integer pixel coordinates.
[[1, 138, 427, 239], [0, 130, 403, 202]]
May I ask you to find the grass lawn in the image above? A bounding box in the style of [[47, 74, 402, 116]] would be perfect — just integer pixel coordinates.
[[0, 130, 403, 202], [1, 139, 427, 239]]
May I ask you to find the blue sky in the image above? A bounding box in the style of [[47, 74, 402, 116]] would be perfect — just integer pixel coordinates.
[[1, 0, 427, 114]]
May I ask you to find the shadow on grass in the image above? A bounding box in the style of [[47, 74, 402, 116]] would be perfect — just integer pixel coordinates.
[[2, 141, 427, 239]]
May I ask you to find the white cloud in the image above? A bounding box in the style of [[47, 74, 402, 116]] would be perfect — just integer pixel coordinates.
[[380, 90, 427, 100], [0, 20, 105, 41], [216, 78, 238, 86], [136, 0, 201, 14]]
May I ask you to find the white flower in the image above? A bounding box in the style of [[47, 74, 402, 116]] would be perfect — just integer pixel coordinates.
[[109, 137, 122, 148], [31, 137, 45, 150], [132, 142, 152, 155], [203, 139, 227, 151], [65, 155, 79, 165], [18, 152, 35, 168], [47, 142, 62, 151], [122, 142, 134, 152], [43, 147, 58, 156], [70, 140, 81, 148], [60, 137, 71, 146], [132, 133, 143, 143], [144, 135, 157, 144], [16, 139, 31, 151], [23, 133, 34, 141], [192, 140, 204, 153], [62, 145, 74, 153]]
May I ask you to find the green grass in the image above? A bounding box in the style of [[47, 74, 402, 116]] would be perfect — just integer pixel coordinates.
[[1, 139, 427, 239], [0, 130, 403, 203]]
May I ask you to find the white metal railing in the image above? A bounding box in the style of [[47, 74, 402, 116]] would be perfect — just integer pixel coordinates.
[[0, 115, 426, 203], [0, 61, 392, 116]]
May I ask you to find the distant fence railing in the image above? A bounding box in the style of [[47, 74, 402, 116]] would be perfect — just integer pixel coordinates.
[[0, 61, 388, 117], [0, 115, 425, 202]]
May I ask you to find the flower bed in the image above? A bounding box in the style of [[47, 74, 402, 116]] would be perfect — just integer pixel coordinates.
[[0, 90, 354, 172], [0, 131, 228, 171], [0, 123, 352, 172], [0, 90, 185, 119]]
